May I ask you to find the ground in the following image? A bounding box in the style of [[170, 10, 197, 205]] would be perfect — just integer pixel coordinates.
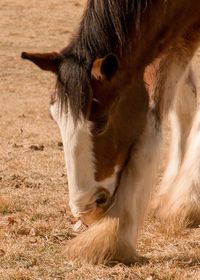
[[0, 1, 200, 279]]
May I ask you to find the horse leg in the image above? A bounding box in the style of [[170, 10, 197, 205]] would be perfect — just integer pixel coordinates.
[[153, 54, 200, 227]]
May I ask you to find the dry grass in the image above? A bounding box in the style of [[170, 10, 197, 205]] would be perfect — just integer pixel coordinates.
[[0, 0, 200, 279]]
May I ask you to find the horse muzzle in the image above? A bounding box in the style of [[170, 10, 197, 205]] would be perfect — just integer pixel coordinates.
[[71, 188, 115, 226]]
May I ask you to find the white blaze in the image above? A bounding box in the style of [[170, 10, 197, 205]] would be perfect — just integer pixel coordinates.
[[50, 101, 119, 216]]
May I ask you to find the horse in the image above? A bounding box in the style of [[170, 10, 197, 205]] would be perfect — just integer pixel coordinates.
[[21, 0, 200, 264]]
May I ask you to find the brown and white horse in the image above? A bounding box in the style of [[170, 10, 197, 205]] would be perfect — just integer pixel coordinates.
[[21, 1, 200, 264]]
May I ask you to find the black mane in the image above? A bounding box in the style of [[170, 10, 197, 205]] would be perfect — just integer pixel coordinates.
[[58, 0, 148, 119]]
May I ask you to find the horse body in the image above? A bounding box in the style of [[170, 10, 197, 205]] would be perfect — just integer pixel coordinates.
[[22, 0, 200, 264]]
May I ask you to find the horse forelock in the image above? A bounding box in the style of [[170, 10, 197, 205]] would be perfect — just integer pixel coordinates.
[[56, 57, 92, 121]]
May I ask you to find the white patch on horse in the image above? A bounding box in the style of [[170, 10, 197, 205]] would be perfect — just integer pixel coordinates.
[[50, 102, 119, 216], [160, 110, 182, 192]]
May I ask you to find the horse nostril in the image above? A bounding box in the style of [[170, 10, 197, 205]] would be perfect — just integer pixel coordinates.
[[96, 193, 107, 205]]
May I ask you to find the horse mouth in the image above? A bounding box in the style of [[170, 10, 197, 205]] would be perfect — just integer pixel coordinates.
[[71, 175, 123, 227], [77, 192, 117, 226]]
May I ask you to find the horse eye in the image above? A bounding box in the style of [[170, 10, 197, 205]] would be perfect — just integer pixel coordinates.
[[96, 193, 107, 205]]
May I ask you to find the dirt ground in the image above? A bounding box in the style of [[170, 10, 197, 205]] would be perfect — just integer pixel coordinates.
[[0, 1, 200, 279]]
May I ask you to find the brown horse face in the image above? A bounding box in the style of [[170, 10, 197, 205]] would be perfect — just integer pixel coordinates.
[[21, 51, 147, 225]]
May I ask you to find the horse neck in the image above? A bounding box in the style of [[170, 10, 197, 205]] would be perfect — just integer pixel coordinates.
[[108, 3, 198, 71], [105, 0, 200, 134]]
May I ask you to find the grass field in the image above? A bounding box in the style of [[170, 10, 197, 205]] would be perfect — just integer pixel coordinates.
[[0, 1, 200, 279]]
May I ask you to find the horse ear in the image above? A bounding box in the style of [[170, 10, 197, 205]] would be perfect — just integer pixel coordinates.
[[21, 52, 62, 74], [91, 54, 118, 81]]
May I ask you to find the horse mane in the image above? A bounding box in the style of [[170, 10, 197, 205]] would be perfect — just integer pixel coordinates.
[[57, 0, 149, 120]]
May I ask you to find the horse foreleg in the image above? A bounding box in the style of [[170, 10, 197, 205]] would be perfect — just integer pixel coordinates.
[[153, 57, 200, 227]]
